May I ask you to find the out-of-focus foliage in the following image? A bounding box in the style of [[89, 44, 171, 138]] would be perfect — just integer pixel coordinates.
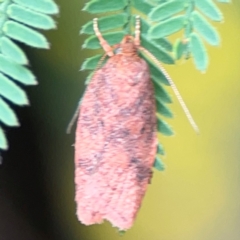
[[0, 0, 59, 156]]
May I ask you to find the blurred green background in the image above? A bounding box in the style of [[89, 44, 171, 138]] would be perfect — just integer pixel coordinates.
[[1, 1, 240, 240]]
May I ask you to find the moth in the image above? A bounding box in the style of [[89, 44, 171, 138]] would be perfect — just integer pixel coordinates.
[[74, 16, 198, 230]]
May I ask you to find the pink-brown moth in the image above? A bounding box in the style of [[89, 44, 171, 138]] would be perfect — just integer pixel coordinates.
[[74, 16, 198, 230]]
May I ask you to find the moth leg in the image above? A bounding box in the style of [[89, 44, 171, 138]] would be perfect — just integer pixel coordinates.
[[134, 15, 141, 47], [93, 18, 114, 57]]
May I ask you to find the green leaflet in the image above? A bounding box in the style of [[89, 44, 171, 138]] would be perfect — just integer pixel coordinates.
[[145, 58, 170, 86], [83, 31, 125, 49], [156, 96, 173, 118], [7, 4, 56, 30], [85, 71, 94, 85], [149, 0, 186, 22], [153, 81, 172, 104], [157, 117, 174, 136], [217, 0, 230, 2], [83, 0, 128, 14], [141, 35, 174, 64], [140, 17, 151, 35], [157, 142, 165, 155], [190, 33, 208, 72], [12, 0, 59, 14], [192, 11, 220, 46], [153, 38, 173, 52], [0, 54, 37, 85], [80, 54, 102, 71], [195, 0, 223, 22], [173, 38, 186, 60], [3, 21, 49, 48], [132, 0, 153, 15], [81, 13, 128, 35], [0, 36, 28, 64], [0, 97, 19, 127], [0, 126, 8, 150], [154, 156, 165, 171], [0, 72, 28, 105], [141, 18, 172, 52], [148, 15, 186, 39]]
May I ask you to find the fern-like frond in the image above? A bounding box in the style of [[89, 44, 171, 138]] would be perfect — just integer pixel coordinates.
[[0, 0, 59, 155], [80, 0, 229, 170], [147, 0, 230, 72]]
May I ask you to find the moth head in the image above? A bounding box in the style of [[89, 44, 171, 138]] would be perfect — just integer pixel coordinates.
[[118, 35, 138, 56]]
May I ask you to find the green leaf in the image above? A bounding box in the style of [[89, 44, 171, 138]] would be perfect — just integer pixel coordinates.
[[173, 38, 186, 60], [149, 1, 186, 21], [0, 54, 37, 85], [3, 21, 49, 48], [12, 0, 59, 14], [0, 36, 28, 64], [0, 73, 28, 105], [141, 18, 172, 52], [146, 59, 170, 86], [141, 35, 174, 64], [150, 67, 170, 86], [0, 97, 19, 126], [192, 11, 220, 46], [195, 0, 223, 21], [140, 17, 151, 35], [81, 13, 128, 34], [157, 142, 165, 155], [85, 71, 94, 85], [154, 156, 165, 171], [190, 33, 208, 72], [153, 38, 173, 52], [0, 126, 8, 150], [153, 81, 172, 104], [157, 117, 174, 136], [132, 0, 153, 15], [148, 15, 186, 39], [83, 0, 128, 13], [80, 54, 102, 71], [82, 31, 125, 49], [217, 0, 230, 2], [156, 96, 173, 118], [7, 4, 56, 30]]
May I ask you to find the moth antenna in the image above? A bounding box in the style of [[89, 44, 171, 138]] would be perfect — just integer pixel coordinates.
[[66, 100, 82, 134], [134, 15, 141, 46], [95, 53, 108, 70], [93, 18, 114, 57], [139, 46, 199, 133]]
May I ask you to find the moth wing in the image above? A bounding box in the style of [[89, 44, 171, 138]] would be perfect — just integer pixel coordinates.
[[75, 55, 157, 230]]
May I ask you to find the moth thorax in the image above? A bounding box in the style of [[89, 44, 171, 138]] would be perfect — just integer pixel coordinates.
[[120, 42, 138, 56]]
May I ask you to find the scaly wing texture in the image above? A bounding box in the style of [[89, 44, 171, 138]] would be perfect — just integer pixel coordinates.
[[75, 54, 157, 230]]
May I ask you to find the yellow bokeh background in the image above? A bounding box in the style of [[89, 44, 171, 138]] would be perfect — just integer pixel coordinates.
[[5, 1, 240, 240]]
